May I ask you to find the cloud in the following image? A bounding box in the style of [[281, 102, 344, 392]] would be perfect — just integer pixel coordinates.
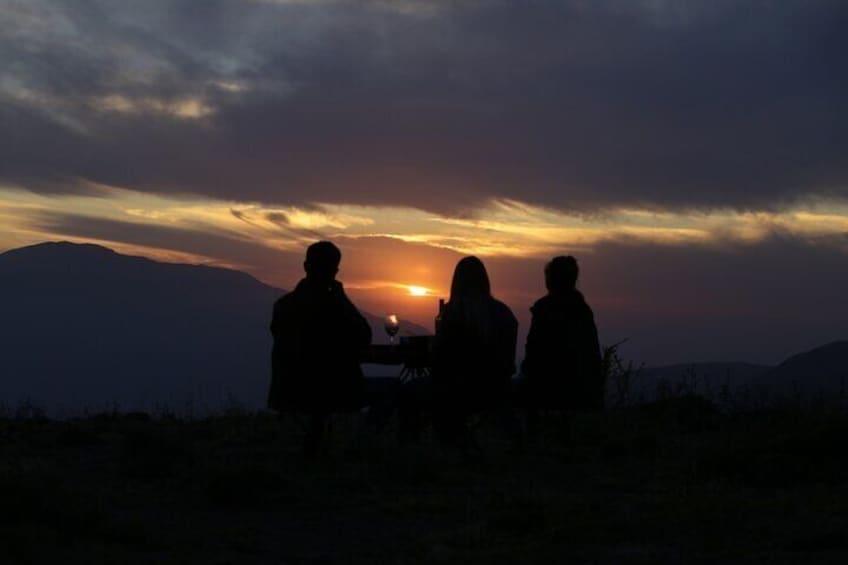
[[1, 0, 846, 214], [27, 209, 301, 282], [6, 183, 848, 269], [3, 1, 847, 366], [93, 94, 215, 120]]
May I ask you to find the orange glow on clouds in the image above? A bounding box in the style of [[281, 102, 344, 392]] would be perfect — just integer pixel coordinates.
[[5, 184, 848, 270], [4, 182, 848, 320]]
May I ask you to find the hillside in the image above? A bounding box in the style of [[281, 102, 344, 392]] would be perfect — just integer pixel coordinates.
[[630, 343, 848, 404], [755, 341, 848, 398], [0, 241, 425, 415]]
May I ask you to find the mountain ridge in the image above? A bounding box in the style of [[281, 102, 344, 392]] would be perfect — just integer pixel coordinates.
[[754, 340, 848, 397], [0, 241, 426, 415]]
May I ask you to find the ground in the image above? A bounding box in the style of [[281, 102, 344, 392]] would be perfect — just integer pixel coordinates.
[[2, 397, 848, 564]]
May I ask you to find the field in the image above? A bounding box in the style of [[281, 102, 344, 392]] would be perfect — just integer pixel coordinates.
[[2, 397, 848, 564]]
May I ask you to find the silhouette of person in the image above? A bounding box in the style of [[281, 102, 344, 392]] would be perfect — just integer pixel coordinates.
[[520, 256, 602, 439], [268, 241, 372, 456], [431, 256, 518, 450]]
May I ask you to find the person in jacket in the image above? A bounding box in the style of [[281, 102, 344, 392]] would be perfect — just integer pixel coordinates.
[[268, 241, 372, 456], [520, 256, 602, 438], [432, 256, 518, 450]]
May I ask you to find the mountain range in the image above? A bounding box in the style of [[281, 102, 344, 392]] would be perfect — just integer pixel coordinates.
[[638, 341, 848, 403], [0, 242, 425, 416]]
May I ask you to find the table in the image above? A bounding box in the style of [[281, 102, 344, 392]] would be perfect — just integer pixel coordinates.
[[361, 335, 434, 382]]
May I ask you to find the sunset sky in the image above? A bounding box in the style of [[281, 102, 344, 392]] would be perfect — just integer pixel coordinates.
[[2, 0, 847, 365]]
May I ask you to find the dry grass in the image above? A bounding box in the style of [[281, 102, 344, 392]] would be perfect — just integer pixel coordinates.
[[1, 397, 848, 564]]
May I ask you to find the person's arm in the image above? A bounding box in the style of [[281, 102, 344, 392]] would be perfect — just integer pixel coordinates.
[[334, 281, 372, 348], [582, 304, 603, 409], [432, 306, 458, 379], [501, 307, 519, 377], [268, 297, 291, 411], [270, 299, 282, 337], [270, 296, 304, 361], [584, 306, 602, 372], [521, 305, 541, 377]]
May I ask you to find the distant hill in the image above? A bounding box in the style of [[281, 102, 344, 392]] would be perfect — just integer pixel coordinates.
[[634, 343, 848, 404], [754, 341, 848, 398], [0, 242, 426, 415], [636, 362, 772, 401]]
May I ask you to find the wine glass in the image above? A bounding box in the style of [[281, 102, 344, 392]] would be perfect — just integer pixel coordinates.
[[384, 314, 400, 345]]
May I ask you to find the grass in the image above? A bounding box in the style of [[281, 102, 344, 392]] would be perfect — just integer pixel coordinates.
[[1, 401, 848, 564]]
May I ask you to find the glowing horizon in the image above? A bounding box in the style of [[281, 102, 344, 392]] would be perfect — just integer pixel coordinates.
[[4, 183, 848, 274], [408, 285, 430, 297]]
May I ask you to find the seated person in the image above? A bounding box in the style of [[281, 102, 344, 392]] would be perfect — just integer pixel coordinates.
[[431, 256, 519, 450], [268, 241, 372, 456], [520, 256, 602, 435]]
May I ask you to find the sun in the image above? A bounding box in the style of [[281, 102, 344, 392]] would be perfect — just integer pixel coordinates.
[[407, 285, 429, 297]]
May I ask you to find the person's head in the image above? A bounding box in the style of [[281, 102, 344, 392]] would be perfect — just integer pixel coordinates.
[[303, 241, 341, 283], [450, 256, 491, 302], [545, 255, 579, 294]]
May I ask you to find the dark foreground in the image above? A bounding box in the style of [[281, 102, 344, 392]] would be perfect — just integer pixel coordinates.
[[2, 398, 848, 564]]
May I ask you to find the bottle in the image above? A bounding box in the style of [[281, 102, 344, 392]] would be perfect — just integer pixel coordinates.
[[434, 298, 445, 335]]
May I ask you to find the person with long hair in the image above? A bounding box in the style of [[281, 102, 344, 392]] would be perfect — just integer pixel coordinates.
[[432, 256, 519, 450]]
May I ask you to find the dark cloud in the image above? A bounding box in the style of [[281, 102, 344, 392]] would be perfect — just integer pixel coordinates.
[[265, 212, 289, 225], [2, 0, 846, 213]]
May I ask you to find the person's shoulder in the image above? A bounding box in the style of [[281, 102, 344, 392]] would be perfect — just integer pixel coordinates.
[[529, 294, 559, 317], [572, 290, 591, 307], [571, 290, 597, 319], [273, 285, 305, 311], [531, 291, 593, 316], [271, 294, 290, 316], [274, 291, 294, 306], [490, 297, 518, 323], [531, 294, 555, 310]]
